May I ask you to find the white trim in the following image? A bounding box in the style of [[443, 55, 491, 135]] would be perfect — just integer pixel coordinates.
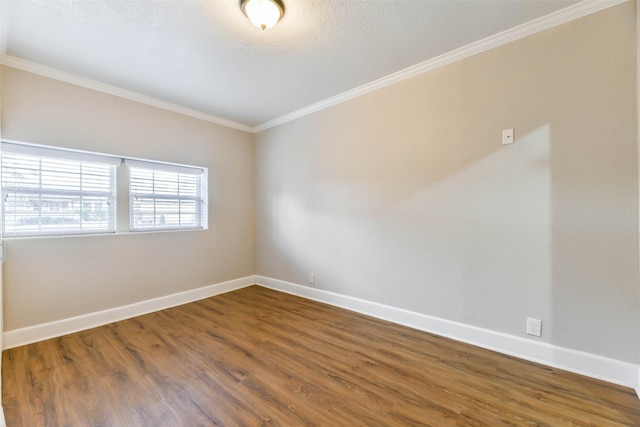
[[3, 275, 257, 349], [125, 158, 204, 175], [253, 0, 629, 132], [0, 55, 253, 133], [1, 138, 208, 173], [3, 274, 638, 391], [3, 140, 122, 165], [0, 407, 5, 427], [255, 276, 640, 389], [0, 1, 627, 135]]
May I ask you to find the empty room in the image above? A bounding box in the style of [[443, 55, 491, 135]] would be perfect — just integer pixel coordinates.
[[0, 0, 639, 425]]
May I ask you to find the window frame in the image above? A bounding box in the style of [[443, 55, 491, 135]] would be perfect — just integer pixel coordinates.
[[0, 140, 208, 238], [127, 159, 208, 232], [1, 141, 119, 238]]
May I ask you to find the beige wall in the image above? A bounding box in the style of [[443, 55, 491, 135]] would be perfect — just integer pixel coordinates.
[[1, 3, 637, 366], [255, 3, 640, 363], [1, 66, 255, 331]]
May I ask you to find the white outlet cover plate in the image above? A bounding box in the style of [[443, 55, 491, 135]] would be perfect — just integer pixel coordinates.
[[526, 317, 542, 336], [503, 128, 514, 145]]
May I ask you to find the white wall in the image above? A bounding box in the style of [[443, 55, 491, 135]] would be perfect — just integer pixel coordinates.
[[0, 66, 255, 331], [255, 3, 640, 363]]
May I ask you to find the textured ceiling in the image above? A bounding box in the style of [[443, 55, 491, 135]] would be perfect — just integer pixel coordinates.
[[3, 0, 579, 128]]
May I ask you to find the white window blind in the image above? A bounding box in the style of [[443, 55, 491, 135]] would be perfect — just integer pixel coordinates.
[[127, 159, 207, 231], [1, 142, 118, 237]]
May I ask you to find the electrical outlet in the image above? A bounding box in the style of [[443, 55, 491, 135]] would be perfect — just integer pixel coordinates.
[[526, 317, 542, 337], [309, 273, 315, 286]]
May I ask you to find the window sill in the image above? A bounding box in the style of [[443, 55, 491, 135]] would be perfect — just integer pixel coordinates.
[[3, 227, 208, 241]]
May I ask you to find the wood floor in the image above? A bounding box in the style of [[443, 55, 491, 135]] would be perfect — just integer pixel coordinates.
[[3, 286, 640, 426]]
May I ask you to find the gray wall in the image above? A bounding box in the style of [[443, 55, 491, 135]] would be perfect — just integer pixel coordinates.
[[255, 3, 640, 363], [1, 66, 255, 331], [1, 3, 637, 366]]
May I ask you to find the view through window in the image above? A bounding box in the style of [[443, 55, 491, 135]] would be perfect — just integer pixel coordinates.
[[1, 141, 208, 237]]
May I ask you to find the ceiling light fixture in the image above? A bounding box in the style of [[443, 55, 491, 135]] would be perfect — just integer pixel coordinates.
[[240, 0, 285, 30]]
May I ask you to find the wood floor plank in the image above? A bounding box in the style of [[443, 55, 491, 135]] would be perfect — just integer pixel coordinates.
[[3, 285, 640, 426]]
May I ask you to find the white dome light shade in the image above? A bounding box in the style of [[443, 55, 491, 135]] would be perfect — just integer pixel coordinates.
[[241, 0, 284, 30]]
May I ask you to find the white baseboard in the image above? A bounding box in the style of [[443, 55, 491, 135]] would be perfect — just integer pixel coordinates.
[[0, 406, 5, 427], [4, 274, 638, 391], [3, 275, 257, 349], [256, 275, 640, 390]]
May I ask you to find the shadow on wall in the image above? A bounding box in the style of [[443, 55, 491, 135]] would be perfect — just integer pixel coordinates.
[[258, 1, 639, 364], [268, 113, 639, 364], [270, 125, 552, 342], [549, 107, 640, 363]]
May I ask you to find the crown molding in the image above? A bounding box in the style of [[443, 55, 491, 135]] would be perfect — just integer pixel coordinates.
[[0, 0, 628, 135], [0, 55, 254, 133], [253, 0, 629, 133]]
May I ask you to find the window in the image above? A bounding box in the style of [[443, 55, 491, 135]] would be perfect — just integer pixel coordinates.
[[1, 142, 118, 237], [128, 160, 207, 232], [0, 141, 208, 238]]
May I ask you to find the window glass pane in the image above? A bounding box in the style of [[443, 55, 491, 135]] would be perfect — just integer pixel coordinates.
[[129, 164, 207, 232], [1, 146, 116, 237], [2, 142, 206, 237]]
